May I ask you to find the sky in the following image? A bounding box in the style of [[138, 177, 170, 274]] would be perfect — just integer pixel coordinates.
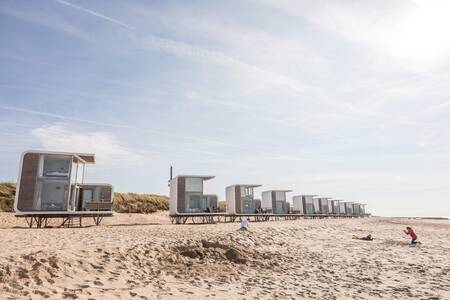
[[1, 0, 450, 217]]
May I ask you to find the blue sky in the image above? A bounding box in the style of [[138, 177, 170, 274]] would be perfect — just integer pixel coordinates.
[[1, 0, 450, 217]]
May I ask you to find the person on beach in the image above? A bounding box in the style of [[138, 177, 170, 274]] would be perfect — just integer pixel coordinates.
[[352, 234, 373, 241], [404, 226, 418, 244], [240, 218, 250, 231]]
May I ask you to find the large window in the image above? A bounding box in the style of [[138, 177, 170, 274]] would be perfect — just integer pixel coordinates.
[[187, 193, 203, 212], [42, 155, 71, 177], [186, 177, 203, 192], [35, 181, 69, 211], [275, 192, 286, 201], [33, 154, 71, 211], [275, 201, 284, 213], [242, 199, 254, 213], [241, 186, 254, 197]]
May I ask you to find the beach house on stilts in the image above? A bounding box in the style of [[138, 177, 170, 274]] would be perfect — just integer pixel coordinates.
[[14, 150, 113, 228]]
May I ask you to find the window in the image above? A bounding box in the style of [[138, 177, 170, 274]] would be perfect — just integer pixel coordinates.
[[185, 177, 203, 192], [242, 198, 254, 213], [35, 181, 68, 211], [275, 201, 284, 213], [42, 155, 71, 177], [82, 189, 94, 203], [187, 193, 203, 212], [275, 192, 285, 201], [241, 186, 253, 197]]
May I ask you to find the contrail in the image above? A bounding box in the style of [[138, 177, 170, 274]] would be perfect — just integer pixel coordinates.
[[0, 105, 248, 150], [53, 0, 323, 99], [55, 0, 135, 30]]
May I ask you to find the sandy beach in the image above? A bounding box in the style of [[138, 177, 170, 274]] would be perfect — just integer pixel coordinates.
[[0, 213, 449, 300]]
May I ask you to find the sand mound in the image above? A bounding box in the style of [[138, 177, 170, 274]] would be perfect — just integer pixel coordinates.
[[0, 217, 449, 299], [175, 240, 249, 264]]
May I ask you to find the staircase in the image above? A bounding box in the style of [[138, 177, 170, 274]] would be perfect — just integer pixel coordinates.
[[64, 216, 83, 228]]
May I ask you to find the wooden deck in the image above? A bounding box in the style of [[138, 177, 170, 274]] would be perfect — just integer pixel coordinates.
[[169, 213, 370, 224], [15, 212, 113, 228]]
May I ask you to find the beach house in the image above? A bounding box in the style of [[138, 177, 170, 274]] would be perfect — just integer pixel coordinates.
[[345, 202, 354, 215], [292, 195, 316, 214], [169, 175, 215, 214], [226, 184, 261, 214], [14, 150, 113, 226], [317, 197, 332, 214], [261, 190, 292, 214], [339, 201, 346, 215], [312, 197, 321, 214], [330, 200, 341, 215], [352, 203, 361, 216]]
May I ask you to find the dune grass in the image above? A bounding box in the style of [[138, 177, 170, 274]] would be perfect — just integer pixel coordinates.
[[0, 183, 15, 212], [113, 192, 169, 214], [218, 200, 227, 212], [0, 183, 169, 213]]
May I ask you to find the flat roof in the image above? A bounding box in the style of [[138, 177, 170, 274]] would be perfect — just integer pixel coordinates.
[[174, 175, 215, 181], [229, 184, 262, 188], [263, 189, 293, 193], [24, 150, 95, 164]]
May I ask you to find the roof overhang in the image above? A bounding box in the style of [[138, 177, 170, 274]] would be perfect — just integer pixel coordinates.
[[23, 150, 95, 164], [175, 175, 215, 181], [73, 153, 95, 164], [232, 184, 262, 188], [264, 189, 293, 193]]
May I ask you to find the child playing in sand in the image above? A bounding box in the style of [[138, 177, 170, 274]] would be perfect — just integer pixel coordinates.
[[352, 234, 373, 241], [240, 218, 249, 231], [404, 226, 418, 244]]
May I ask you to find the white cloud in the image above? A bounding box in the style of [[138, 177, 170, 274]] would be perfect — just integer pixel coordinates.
[[257, 0, 450, 72], [31, 124, 144, 166]]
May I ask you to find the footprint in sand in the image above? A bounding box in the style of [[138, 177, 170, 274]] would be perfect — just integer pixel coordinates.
[[93, 280, 104, 286]]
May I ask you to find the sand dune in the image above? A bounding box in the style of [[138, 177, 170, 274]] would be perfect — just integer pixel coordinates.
[[0, 213, 449, 299]]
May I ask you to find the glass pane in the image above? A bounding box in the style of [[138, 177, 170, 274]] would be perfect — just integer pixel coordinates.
[[241, 187, 253, 197], [276, 201, 284, 213], [83, 189, 93, 203], [186, 193, 203, 212], [275, 192, 285, 201], [242, 198, 254, 213], [36, 181, 69, 211], [185, 177, 203, 192], [43, 155, 71, 177]]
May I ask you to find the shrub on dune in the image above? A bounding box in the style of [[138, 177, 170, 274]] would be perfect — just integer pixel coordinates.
[[113, 192, 169, 214], [0, 183, 15, 212]]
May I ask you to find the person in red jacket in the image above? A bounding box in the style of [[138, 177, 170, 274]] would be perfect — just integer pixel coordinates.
[[404, 226, 418, 244]]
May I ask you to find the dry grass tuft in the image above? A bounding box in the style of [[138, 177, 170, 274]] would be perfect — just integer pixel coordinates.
[[218, 200, 227, 212], [0, 183, 15, 212]]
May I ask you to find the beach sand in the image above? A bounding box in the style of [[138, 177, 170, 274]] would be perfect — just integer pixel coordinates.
[[0, 213, 449, 299]]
